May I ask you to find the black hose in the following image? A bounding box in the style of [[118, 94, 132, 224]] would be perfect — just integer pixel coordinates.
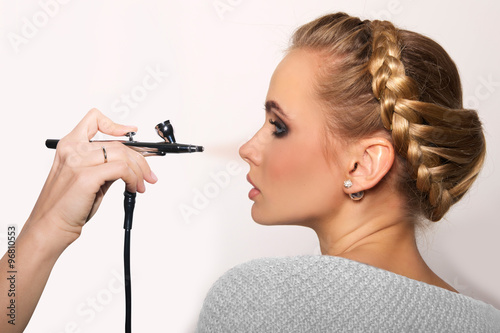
[[123, 191, 136, 333]]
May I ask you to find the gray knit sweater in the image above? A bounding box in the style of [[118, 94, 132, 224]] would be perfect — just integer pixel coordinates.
[[196, 255, 500, 332]]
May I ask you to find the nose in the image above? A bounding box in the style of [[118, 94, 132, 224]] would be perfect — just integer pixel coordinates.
[[239, 130, 264, 166]]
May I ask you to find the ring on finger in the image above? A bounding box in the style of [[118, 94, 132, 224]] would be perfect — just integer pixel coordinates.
[[102, 146, 108, 164]]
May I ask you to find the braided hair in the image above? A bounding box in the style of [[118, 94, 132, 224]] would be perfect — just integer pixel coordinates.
[[291, 13, 485, 222]]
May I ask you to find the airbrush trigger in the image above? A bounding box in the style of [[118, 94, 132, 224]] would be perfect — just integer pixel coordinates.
[[125, 132, 137, 142]]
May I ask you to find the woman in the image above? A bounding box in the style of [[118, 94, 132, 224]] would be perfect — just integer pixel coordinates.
[[196, 13, 500, 332], [1, 12, 499, 332]]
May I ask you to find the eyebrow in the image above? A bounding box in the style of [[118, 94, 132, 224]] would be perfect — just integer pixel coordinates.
[[264, 100, 289, 120]]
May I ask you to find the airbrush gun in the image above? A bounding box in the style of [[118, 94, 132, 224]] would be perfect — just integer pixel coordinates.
[[45, 120, 204, 155]]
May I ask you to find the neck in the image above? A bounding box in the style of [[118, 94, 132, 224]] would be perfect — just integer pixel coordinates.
[[314, 203, 415, 259], [309, 189, 457, 292]]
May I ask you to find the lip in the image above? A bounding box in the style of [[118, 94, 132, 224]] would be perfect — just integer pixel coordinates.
[[246, 174, 261, 200], [246, 174, 258, 189]]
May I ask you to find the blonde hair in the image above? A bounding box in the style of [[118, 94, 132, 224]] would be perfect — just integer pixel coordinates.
[[290, 13, 486, 222]]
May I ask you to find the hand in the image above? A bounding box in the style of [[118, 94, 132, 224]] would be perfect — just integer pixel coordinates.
[[26, 108, 157, 252]]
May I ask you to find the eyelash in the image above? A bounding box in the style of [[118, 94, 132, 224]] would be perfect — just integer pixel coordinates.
[[269, 118, 288, 137]]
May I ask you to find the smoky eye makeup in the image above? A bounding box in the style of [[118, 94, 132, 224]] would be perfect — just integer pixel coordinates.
[[269, 118, 288, 137], [264, 100, 289, 138]]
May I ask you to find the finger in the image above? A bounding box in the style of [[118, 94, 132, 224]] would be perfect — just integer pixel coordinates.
[[69, 108, 138, 141], [83, 143, 156, 188], [116, 147, 146, 193], [116, 145, 159, 191], [86, 160, 139, 194], [125, 146, 157, 184], [95, 142, 157, 185], [76, 144, 145, 192], [73, 143, 118, 167], [57, 141, 157, 194]]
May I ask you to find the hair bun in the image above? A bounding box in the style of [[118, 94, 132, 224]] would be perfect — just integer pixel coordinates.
[[368, 20, 486, 221]]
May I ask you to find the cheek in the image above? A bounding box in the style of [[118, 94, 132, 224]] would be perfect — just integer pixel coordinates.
[[265, 140, 338, 204], [255, 142, 342, 226], [266, 141, 307, 183]]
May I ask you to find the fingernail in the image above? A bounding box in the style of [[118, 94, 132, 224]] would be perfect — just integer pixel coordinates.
[[151, 170, 158, 182]]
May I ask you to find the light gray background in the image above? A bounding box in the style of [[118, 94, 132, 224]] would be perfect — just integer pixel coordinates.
[[1, 0, 499, 332]]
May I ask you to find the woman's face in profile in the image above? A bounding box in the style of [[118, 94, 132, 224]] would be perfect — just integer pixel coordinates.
[[239, 49, 349, 227]]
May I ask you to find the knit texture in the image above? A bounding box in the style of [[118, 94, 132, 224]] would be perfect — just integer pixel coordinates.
[[196, 255, 500, 332]]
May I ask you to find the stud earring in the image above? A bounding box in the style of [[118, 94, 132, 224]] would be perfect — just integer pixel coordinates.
[[344, 179, 364, 200]]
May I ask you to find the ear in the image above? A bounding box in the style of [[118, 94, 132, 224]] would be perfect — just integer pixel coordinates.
[[344, 137, 394, 194]]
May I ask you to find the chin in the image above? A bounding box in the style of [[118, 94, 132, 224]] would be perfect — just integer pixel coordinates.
[[250, 208, 272, 225], [250, 205, 303, 226]]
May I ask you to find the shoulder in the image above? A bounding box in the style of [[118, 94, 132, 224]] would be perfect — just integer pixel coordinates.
[[210, 255, 359, 285], [196, 256, 354, 332], [202, 255, 367, 303], [196, 255, 500, 333]]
